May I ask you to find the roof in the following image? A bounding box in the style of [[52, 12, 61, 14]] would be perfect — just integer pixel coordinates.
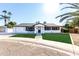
[[15, 23, 35, 27], [45, 23, 60, 26], [15, 23, 61, 27]]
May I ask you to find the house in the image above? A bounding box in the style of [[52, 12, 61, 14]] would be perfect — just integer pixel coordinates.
[[13, 22, 62, 34]]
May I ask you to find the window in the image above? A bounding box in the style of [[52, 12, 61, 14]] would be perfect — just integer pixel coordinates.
[[44, 26, 60, 30], [26, 26, 34, 31], [45, 26, 51, 30], [52, 27, 59, 30]]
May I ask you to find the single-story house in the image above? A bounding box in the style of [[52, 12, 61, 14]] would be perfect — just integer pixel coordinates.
[[0, 22, 62, 34], [13, 22, 62, 34]]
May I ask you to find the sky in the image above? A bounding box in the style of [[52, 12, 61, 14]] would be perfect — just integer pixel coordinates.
[[0, 0, 79, 26], [0, 3, 61, 26]]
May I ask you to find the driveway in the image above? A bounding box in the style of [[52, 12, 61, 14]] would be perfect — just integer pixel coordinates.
[[0, 33, 15, 39], [0, 39, 69, 56], [70, 33, 79, 55], [70, 33, 79, 46], [0, 34, 69, 56]]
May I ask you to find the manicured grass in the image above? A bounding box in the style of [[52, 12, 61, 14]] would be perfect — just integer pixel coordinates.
[[42, 33, 71, 44], [12, 34, 35, 38]]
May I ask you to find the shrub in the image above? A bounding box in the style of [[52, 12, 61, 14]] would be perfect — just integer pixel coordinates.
[[61, 28, 69, 33]]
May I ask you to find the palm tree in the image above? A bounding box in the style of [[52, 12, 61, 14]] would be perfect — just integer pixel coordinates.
[[8, 12, 12, 21], [56, 3, 79, 22], [69, 17, 79, 33], [56, 3, 79, 33], [0, 10, 12, 26]]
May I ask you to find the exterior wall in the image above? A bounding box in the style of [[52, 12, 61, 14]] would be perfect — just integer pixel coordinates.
[[34, 24, 44, 34], [13, 27, 34, 33], [44, 30, 61, 33], [0, 25, 61, 33], [6, 28, 14, 33], [43, 27, 61, 33], [11, 25, 61, 34]]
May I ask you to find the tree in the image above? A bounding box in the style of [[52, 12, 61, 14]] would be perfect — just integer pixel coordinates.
[[56, 3, 79, 22], [69, 17, 79, 27], [56, 3, 79, 33], [69, 17, 79, 32], [0, 10, 12, 26], [7, 21, 16, 28]]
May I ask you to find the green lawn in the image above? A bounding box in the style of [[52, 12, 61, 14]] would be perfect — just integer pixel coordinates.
[[12, 33, 71, 44], [42, 33, 71, 44], [12, 34, 36, 38]]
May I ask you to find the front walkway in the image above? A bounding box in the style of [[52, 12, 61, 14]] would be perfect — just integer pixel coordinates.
[[35, 34, 42, 40]]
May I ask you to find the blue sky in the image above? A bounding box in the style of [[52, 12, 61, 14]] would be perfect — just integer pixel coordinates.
[[0, 3, 75, 26]]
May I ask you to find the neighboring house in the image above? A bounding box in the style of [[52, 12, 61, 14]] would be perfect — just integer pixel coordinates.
[[13, 22, 62, 34]]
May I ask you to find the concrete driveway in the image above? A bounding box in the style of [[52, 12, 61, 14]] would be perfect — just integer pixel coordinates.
[[0, 33, 15, 39], [70, 33, 79, 46]]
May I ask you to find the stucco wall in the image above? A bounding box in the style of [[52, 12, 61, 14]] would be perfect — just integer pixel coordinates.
[[13, 26, 61, 33], [44, 30, 61, 33], [5, 28, 14, 33], [34, 25, 44, 34], [44, 27, 61, 33], [13, 27, 34, 33]]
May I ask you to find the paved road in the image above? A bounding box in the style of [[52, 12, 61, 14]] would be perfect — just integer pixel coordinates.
[[0, 40, 68, 56], [0, 34, 79, 56]]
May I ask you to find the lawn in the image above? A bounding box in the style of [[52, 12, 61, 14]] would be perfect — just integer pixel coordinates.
[[12, 33, 71, 44], [12, 34, 36, 38], [42, 33, 71, 44]]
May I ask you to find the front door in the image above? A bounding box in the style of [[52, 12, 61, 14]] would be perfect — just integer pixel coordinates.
[[38, 30, 41, 33]]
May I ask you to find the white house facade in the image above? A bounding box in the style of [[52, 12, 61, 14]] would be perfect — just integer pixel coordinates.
[[12, 23, 62, 34]]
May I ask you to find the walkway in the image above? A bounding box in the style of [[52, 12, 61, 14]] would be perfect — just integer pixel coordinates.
[[35, 34, 42, 40]]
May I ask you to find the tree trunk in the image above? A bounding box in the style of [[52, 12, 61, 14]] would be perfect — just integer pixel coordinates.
[[4, 19, 7, 26]]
